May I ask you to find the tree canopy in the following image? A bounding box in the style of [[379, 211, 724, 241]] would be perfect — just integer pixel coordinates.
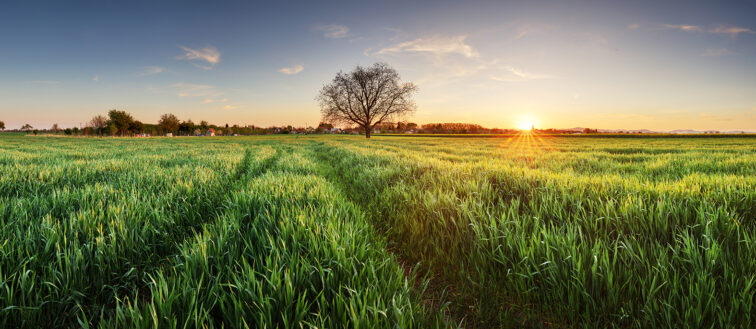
[[159, 113, 180, 134], [107, 110, 135, 136], [318, 62, 417, 138], [89, 115, 108, 136]]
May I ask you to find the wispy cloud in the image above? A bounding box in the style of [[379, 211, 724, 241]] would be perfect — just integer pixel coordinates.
[[140, 66, 166, 76], [92, 75, 99, 82], [663, 24, 754, 37], [663, 24, 703, 32], [491, 66, 557, 82], [709, 25, 755, 37], [627, 23, 640, 30], [701, 48, 738, 57], [25, 80, 60, 84], [376, 35, 479, 58], [176, 46, 221, 70], [171, 82, 218, 97], [371, 33, 556, 87], [512, 23, 555, 39], [220, 105, 238, 110], [316, 25, 350, 39], [278, 64, 304, 75], [200, 98, 228, 104]]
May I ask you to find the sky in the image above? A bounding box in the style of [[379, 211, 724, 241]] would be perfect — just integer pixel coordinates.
[[0, 0, 755, 131]]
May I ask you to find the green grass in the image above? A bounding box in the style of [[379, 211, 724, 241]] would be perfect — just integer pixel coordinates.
[[0, 134, 754, 328]]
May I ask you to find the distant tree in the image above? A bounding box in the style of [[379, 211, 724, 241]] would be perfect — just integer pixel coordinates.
[[179, 120, 195, 136], [108, 123, 118, 136], [130, 120, 144, 135], [0, 121, 5, 130], [89, 114, 108, 136], [64, 128, 73, 135], [21, 123, 33, 132], [318, 62, 418, 138], [51, 123, 60, 134], [317, 122, 334, 130], [32, 129, 39, 135], [107, 110, 135, 136], [199, 120, 209, 131], [159, 113, 180, 135]]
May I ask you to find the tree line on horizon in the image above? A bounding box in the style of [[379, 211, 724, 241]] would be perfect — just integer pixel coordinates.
[[0, 112, 623, 137], [0, 111, 529, 136]]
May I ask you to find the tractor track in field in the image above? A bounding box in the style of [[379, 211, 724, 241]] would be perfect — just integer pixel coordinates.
[[94, 144, 281, 325], [302, 140, 475, 329]]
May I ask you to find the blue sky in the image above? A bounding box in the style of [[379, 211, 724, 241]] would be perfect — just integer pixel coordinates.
[[1, 0, 755, 130]]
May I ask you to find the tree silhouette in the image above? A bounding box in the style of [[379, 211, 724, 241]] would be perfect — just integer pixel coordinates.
[[318, 63, 417, 138]]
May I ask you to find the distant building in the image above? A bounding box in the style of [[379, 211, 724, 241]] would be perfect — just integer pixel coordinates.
[[166, 133, 173, 137]]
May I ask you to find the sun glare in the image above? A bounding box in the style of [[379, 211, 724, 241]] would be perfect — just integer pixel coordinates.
[[515, 117, 537, 131]]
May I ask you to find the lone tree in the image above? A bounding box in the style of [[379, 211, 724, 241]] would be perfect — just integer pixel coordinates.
[[318, 62, 417, 138], [0, 121, 5, 130]]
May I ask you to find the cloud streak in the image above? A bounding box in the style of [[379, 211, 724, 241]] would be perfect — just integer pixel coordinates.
[[278, 64, 304, 75], [663, 24, 754, 37], [491, 66, 557, 82], [172, 82, 219, 97], [663, 24, 703, 32], [201, 98, 228, 104], [376, 35, 479, 58], [371, 33, 556, 87], [176, 46, 221, 70], [316, 25, 350, 39], [710, 25, 755, 37], [140, 66, 166, 76]]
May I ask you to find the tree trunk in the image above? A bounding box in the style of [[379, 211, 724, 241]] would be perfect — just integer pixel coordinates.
[[365, 126, 371, 139]]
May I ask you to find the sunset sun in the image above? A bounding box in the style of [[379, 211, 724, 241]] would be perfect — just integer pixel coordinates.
[[516, 117, 537, 131]]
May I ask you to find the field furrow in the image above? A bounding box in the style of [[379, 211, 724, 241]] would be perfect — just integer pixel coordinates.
[[1, 135, 754, 328]]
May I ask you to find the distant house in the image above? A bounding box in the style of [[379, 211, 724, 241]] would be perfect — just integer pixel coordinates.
[[166, 133, 173, 137], [206, 128, 215, 136]]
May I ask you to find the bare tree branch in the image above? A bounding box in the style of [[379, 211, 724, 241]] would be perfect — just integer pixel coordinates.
[[317, 63, 417, 138]]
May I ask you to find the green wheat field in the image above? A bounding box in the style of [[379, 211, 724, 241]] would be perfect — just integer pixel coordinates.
[[0, 134, 754, 328]]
